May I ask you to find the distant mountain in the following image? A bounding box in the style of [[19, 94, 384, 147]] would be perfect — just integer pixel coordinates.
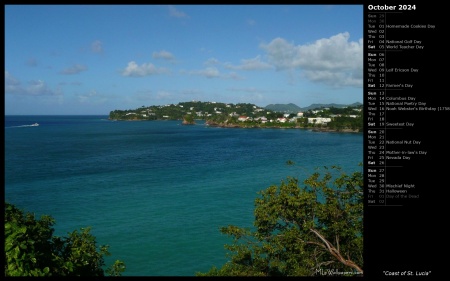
[[264, 103, 302, 113], [265, 102, 363, 113], [300, 102, 363, 111]]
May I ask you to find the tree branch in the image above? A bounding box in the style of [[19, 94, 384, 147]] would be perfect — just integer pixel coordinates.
[[309, 228, 363, 274]]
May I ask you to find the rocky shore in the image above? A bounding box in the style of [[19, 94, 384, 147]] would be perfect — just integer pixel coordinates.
[[204, 120, 361, 133]]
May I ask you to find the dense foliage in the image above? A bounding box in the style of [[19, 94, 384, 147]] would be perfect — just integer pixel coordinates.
[[108, 101, 362, 131], [182, 114, 195, 124], [109, 101, 270, 121], [327, 116, 364, 131], [197, 163, 363, 277], [4, 202, 125, 276]]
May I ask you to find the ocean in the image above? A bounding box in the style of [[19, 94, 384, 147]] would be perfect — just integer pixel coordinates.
[[4, 115, 363, 276]]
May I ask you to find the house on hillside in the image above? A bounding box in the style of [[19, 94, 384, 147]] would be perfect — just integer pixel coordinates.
[[308, 117, 331, 124]]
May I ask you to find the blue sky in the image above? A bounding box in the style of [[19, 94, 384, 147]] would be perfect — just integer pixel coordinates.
[[5, 5, 363, 115]]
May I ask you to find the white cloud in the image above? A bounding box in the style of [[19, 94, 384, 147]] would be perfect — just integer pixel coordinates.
[[27, 80, 57, 96], [226, 72, 244, 80], [183, 67, 244, 80], [204, 58, 220, 66], [199, 47, 212, 54], [77, 90, 97, 103], [76, 89, 109, 103], [187, 67, 220, 79], [152, 50, 175, 61], [302, 70, 362, 88], [260, 32, 363, 87], [60, 64, 88, 75], [121, 61, 168, 77], [168, 5, 189, 19], [91, 40, 103, 53], [224, 55, 273, 71], [26, 58, 38, 67], [5, 71, 21, 93], [5, 71, 62, 96], [200, 67, 220, 78]]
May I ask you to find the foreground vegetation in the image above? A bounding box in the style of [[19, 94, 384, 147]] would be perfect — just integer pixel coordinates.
[[4, 203, 125, 276], [197, 163, 363, 277]]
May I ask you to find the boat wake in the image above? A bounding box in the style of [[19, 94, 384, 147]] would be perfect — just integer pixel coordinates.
[[6, 123, 39, 128]]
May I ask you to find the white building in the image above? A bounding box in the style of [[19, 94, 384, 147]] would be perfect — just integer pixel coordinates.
[[308, 117, 331, 124]]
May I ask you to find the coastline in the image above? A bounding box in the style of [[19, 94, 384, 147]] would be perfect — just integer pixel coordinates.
[[107, 118, 361, 133], [204, 121, 361, 133]]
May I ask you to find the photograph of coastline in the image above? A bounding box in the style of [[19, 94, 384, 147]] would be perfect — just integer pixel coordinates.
[[5, 5, 363, 276]]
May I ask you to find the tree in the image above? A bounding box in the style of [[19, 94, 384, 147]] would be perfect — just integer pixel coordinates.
[[197, 163, 363, 277], [182, 114, 195, 125], [4, 202, 126, 276]]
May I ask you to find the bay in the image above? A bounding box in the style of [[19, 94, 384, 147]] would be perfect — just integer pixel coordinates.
[[4, 115, 363, 276]]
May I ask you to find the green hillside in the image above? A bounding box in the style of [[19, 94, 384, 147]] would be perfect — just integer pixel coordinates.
[[109, 101, 274, 121]]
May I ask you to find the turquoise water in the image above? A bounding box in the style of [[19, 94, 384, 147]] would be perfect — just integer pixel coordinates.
[[4, 115, 363, 276]]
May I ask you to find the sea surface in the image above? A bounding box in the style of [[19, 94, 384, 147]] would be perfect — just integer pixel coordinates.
[[4, 115, 363, 276]]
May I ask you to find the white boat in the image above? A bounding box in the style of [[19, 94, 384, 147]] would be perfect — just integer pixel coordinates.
[[30, 123, 39, 126]]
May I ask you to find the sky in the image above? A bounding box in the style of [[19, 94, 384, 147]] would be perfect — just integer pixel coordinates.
[[5, 4, 363, 115]]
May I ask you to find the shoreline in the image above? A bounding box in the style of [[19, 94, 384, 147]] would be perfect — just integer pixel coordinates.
[[205, 121, 361, 133], [108, 118, 362, 133]]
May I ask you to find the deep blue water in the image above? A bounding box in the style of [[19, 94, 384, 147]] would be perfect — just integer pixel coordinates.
[[4, 115, 363, 276]]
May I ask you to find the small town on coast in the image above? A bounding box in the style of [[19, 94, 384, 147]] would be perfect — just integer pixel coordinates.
[[109, 101, 363, 132]]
